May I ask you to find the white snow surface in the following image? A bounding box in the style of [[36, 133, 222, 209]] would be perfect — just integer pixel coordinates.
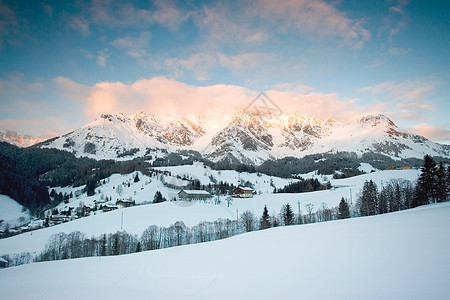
[[0, 195, 30, 228], [1, 202, 449, 300]]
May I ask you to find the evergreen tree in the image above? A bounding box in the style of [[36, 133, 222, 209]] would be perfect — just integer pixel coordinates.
[[112, 234, 119, 255], [100, 234, 107, 256], [392, 183, 402, 211], [136, 242, 142, 253], [260, 205, 271, 230], [134, 173, 140, 183], [360, 180, 378, 216], [435, 162, 448, 202], [153, 191, 165, 203], [377, 188, 389, 214], [413, 155, 437, 207], [283, 203, 294, 226], [84, 179, 97, 197], [272, 218, 278, 227], [338, 197, 350, 219]]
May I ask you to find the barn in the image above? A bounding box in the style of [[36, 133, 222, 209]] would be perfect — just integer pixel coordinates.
[[178, 190, 212, 201]]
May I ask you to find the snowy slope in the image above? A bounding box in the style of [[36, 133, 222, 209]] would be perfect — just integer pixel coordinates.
[[1, 202, 449, 300], [40, 111, 449, 163], [0, 168, 420, 256], [0, 195, 30, 229]]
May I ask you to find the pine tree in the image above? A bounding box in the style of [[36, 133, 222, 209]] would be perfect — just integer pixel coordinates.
[[283, 203, 294, 226], [338, 197, 350, 219], [272, 218, 278, 227], [134, 173, 140, 183], [260, 205, 271, 230], [112, 234, 119, 255], [413, 155, 437, 207], [377, 188, 389, 214], [392, 183, 402, 211], [360, 180, 378, 216], [100, 234, 107, 256], [136, 242, 142, 253], [435, 162, 447, 202], [153, 191, 164, 203]]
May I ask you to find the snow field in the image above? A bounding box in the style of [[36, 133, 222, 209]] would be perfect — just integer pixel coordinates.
[[0, 202, 449, 299]]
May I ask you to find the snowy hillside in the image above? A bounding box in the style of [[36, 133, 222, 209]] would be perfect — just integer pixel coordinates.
[[1, 202, 449, 300], [40, 111, 449, 164], [0, 167, 420, 256], [0, 195, 30, 228]]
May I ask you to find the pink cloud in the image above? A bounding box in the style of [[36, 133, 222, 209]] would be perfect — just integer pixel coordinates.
[[408, 123, 450, 144]]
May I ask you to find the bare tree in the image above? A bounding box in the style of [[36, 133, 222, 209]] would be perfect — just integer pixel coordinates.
[[305, 203, 315, 223], [240, 210, 256, 232]]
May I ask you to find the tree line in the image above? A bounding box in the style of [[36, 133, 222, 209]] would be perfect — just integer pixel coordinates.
[[358, 155, 449, 216]]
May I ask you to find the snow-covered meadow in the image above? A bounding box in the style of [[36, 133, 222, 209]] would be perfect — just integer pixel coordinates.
[[1, 202, 449, 300]]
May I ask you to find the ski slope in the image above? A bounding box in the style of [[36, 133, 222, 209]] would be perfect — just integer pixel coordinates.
[[1, 202, 449, 300]]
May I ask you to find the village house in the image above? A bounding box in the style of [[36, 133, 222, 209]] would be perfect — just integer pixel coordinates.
[[50, 214, 69, 224], [102, 204, 118, 212], [116, 199, 135, 207], [178, 190, 212, 201], [231, 186, 255, 198]]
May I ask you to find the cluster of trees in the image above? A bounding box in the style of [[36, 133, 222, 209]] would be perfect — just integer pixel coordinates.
[[257, 152, 436, 179], [239, 200, 351, 233], [358, 179, 415, 216], [276, 178, 331, 193], [412, 155, 449, 207], [358, 156, 449, 216], [35, 219, 238, 263]]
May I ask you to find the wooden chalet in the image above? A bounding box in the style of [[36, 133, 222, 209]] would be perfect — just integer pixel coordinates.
[[116, 199, 135, 207], [232, 186, 255, 198]]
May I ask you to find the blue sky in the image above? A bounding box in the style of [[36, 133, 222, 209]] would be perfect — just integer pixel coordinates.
[[0, 0, 449, 143]]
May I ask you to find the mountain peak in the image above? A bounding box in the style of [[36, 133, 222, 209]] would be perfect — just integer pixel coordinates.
[[359, 114, 396, 128]]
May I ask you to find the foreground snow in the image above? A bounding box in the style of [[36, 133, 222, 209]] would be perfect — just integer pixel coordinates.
[[1, 202, 449, 300]]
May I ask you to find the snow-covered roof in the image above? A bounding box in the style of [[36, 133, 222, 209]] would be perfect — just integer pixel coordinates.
[[179, 190, 211, 195], [235, 186, 254, 191], [0, 257, 8, 263]]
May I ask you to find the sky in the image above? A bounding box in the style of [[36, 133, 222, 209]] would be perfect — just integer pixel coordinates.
[[0, 0, 449, 144]]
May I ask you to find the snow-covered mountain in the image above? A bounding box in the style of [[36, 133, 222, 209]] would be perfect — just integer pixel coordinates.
[[0, 130, 44, 147], [41, 112, 205, 160], [41, 111, 449, 164]]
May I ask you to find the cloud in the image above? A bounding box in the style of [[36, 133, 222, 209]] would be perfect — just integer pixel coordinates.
[[255, 0, 370, 48], [366, 61, 386, 69], [72, 76, 391, 128], [67, 0, 190, 35], [3, 76, 440, 140], [96, 50, 109, 67], [359, 80, 434, 101], [358, 79, 438, 123], [80, 48, 109, 67], [0, 1, 34, 48], [389, 47, 412, 55], [385, 0, 411, 38], [111, 32, 151, 62], [408, 123, 450, 144]]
